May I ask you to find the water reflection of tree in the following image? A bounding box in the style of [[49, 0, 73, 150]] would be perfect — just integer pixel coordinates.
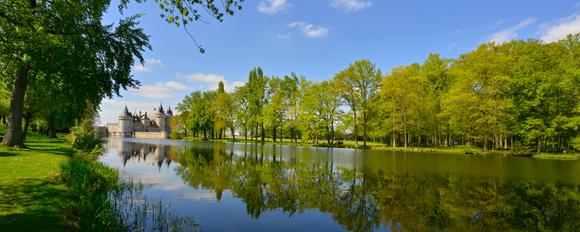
[[170, 144, 580, 232]]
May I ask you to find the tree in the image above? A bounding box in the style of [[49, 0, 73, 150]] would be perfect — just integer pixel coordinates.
[[421, 53, 453, 146], [233, 85, 252, 140], [214, 81, 237, 140], [334, 60, 381, 147], [246, 68, 268, 142], [319, 80, 342, 144], [264, 77, 287, 142], [284, 73, 302, 143], [0, 0, 149, 146], [382, 64, 425, 148]]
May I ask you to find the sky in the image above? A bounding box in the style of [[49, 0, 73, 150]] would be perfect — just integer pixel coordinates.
[[98, 0, 580, 125]]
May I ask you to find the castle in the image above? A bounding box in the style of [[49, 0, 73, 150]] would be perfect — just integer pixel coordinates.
[[106, 104, 173, 139]]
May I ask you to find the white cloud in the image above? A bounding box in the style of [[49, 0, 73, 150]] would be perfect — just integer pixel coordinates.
[[329, 0, 371, 11], [102, 99, 158, 108], [539, 14, 580, 43], [185, 73, 244, 92], [487, 18, 536, 44], [275, 33, 291, 39], [132, 58, 162, 73], [288, 21, 329, 38], [130, 81, 188, 99], [258, 0, 289, 14], [226, 81, 245, 92]]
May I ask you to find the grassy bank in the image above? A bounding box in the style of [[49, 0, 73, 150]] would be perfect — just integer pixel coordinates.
[[0, 133, 125, 231], [183, 136, 579, 160], [0, 134, 72, 231]]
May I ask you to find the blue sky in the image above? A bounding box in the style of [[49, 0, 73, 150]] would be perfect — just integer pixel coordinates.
[[98, 0, 580, 125]]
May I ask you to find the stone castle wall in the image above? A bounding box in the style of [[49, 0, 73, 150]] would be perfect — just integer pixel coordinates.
[[134, 132, 168, 139]]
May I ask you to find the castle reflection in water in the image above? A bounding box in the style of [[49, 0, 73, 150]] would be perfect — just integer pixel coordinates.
[[107, 139, 173, 169]]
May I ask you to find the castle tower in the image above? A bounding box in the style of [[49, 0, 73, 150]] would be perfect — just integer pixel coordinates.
[[118, 106, 133, 137], [166, 105, 173, 137], [143, 112, 151, 128], [155, 104, 168, 138]]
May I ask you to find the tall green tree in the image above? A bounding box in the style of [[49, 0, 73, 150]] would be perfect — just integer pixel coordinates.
[[382, 64, 425, 147], [214, 81, 237, 140], [284, 73, 302, 142], [334, 60, 381, 147], [246, 68, 268, 142], [264, 76, 287, 142], [422, 53, 453, 146]]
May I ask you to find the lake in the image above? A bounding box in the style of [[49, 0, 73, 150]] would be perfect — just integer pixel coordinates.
[[100, 138, 580, 231]]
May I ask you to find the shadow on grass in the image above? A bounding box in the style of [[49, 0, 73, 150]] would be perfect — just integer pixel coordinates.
[[28, 147, 74, 157], [0, 179, 72, 232], [26, 139, 68, 144], [0, 151, 19, 157]]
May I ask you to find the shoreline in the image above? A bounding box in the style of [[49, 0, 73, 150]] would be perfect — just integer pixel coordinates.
[[178, 137, 580, 160]]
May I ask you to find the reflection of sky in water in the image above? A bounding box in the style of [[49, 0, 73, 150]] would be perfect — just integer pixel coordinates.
[[100, 138, 580, 232], [101, 138, 355, 232]]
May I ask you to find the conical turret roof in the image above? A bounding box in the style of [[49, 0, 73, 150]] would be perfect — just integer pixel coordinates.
[[167, 105, 173, 115], [120, 105, 131, 117], [157, 103, 165, 114]]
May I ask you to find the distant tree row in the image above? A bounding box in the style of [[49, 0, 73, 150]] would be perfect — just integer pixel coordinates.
[[174, 34, 580, 152]]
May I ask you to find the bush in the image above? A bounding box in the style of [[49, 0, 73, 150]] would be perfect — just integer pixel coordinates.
[[67, 118, 103, 154]]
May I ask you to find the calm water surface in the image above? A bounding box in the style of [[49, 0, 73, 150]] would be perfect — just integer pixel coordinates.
[[100, 138, 580, 231]]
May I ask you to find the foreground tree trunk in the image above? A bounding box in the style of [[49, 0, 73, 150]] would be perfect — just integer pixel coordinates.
[[2, 66, 29, 147], [22, 113, 32, 141], [47, 116, 57, 138]]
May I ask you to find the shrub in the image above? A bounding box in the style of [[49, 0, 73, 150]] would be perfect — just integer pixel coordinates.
[[67, 116, 103, 154]]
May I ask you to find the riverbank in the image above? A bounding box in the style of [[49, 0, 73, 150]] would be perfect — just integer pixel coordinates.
[[0, 134, 72, 231], [0, 134, 124, 231], [183, 137, 580, 160]]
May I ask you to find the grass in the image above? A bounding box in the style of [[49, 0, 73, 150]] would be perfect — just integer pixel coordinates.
[[532, 153, 580, 160], [0, 134, 73, 231]]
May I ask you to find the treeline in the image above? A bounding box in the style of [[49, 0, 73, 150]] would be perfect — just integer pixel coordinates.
[[174, 34, 580, 152]]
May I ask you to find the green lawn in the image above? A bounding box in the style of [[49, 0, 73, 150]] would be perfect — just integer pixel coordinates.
[[0, 134, 72, 231]]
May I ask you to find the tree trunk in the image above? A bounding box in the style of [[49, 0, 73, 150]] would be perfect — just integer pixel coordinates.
[[261, 122, 265, 143], [230, 127, 236, 141], [2, 66, 29, 147], [392, 130, 396, 147], [273, 127, 276, 142], [353, 111, 358, 147], [47, 115, 57, 138], [363, 116, 367, 147], [22, 113, 31, 141]]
